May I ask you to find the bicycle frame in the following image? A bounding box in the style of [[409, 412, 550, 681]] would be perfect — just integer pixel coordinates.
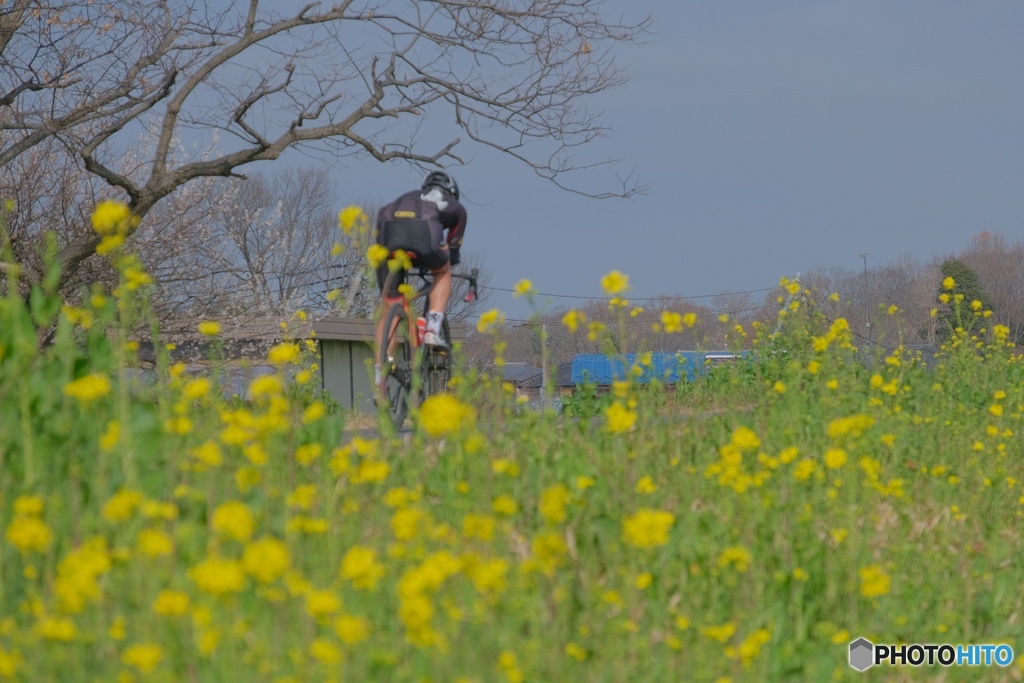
[[376, 261, 478, 428], [379, 264, 478, 357]]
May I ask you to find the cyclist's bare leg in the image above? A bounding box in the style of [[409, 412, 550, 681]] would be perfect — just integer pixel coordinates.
[[426, 262, 452, 340], [374, 299, 402, 389], [375, 310, 402, 355]]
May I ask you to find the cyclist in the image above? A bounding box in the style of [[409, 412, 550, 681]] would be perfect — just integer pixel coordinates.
[[374, 170, 468, 388]]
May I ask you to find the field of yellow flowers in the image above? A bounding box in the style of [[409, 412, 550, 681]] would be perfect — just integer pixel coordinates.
[[3, 205, 1024, 682]]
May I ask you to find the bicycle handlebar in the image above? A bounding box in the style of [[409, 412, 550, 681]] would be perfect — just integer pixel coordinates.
[[452, 267, 479, 303], [404, 266, 479, 303]]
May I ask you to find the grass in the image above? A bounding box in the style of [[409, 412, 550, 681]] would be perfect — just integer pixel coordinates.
[[3, 230, 1024, 682]]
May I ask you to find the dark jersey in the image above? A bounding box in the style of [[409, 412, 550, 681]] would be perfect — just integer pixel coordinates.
[[377, 188, 468, 267]]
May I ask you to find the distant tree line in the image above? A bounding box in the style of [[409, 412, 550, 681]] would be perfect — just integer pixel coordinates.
[[474, 231, 1024, 370]]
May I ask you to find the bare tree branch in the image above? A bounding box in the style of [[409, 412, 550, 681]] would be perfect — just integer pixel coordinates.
[[3, 0, 650, 293]]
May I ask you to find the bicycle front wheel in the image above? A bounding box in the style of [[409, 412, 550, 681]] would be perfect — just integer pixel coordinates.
[[380, 303, 412, 429], [421, 316, 452, 399]]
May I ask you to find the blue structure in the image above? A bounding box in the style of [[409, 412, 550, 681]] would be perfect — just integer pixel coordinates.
[[570, 351, 747, 386]]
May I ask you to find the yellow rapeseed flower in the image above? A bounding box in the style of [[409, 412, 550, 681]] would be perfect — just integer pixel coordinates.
[[859, 564, 891, 598], [827, 414, 876, 441], [367, 243, 390, 268], [465, 556, 509, 598], [295, 443, 324, 467], [731, 426, 761, 451], [302, 401, 326, 424], [248, 374, 284, 399], [512, 279, 535, 298], [13, 495, 44, 516], [335, 614, 371, 644], [309, 638, 342, 664], [190, 556, 246, 595], [122, 263, 152, 290], [136, 528, 174, 557], [121, 643, 164, 674], [539, 484, 571, 525], [562, 309, 586, 333], [52, 537, 111, 613], [462, 513, 497, 542], [387, 249, 413, 272], [63, 373, 112, 403], [601, 270, 630, 296], [305, 589, 341, 619], [635, 476, 657, 494], [419, 394, 476, 438], [340, 546, 386, 590], [530, 531, 568, 576], [287, 484, 317, 511], [382, 486, 420, 508], [152, 590, 190, 617], [824, 447, 848, 470], [102, 489, 144, 523], [565, 642, 588, 661], [91, 200, 132, 235], [793, 458, 819, 482], [211, 501, 256, 542], [36, 616, 77, 642], [182, 377, 212, 401], [622, 509, 674, 549], [604, 400, 637, 434], [338, 205, 369, 235], [700, 621, 737, 643], [268, 342, 301, 364], [661, 311, 683, 333], [725, 628, 771, 667], [198, 321, 221, 336], [341, 455, 385, 485], [492, 495, 519, 516], [242, 536, 291, 584], [476, 308, 506, 334], [497, 650, 525, 683], [189, 440, 223, 468], [391, 507, 426, 542], [717, 546, 752, 573], [5, 516, 53, 554]]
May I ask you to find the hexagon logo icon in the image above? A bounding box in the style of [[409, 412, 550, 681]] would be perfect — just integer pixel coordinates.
[[849, 637, 874, 671]]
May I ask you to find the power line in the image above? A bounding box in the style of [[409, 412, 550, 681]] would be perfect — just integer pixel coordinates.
[[461, 302, 778, 326], [484, 284, 776, 301]]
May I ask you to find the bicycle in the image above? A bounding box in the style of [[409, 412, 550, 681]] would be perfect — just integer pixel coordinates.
[[377, 262, 479, 429]]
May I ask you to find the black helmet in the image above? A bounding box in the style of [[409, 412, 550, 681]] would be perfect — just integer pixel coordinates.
[[422, 170, 459, 200]]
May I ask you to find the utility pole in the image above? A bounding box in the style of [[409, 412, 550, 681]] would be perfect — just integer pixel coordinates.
[[541, 322, 548, 410], [860, 253, 870, 346], [518, 320, 549, 411]]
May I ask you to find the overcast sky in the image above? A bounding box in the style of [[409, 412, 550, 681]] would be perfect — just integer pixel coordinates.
[[331, 2, 1024, 320]]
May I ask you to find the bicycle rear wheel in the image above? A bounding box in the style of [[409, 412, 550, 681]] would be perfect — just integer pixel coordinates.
[[420, 316, 452, 399], [380, 303, 412, 429]]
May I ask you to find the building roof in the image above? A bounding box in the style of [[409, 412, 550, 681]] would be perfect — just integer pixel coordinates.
[[141, 315, 466, 363], [501, 362, 543, 385], [313, 316, 467, 343], [570, 351, 748, 385], [556, 362, 573, 387]]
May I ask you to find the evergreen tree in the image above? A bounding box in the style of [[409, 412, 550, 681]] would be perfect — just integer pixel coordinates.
[[935, 258, 993, 340]]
